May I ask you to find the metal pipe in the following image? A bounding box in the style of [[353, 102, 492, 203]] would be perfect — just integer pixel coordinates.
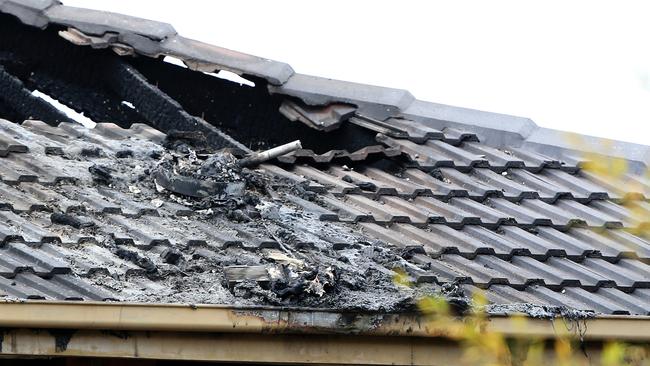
[[238, 140, 302, 167]]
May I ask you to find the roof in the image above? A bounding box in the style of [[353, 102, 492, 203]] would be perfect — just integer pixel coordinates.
[[0, 0, 649, 321]]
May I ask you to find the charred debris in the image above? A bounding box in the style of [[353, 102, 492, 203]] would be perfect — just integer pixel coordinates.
[[69, 124, 419, 311], [0, 12, 434, 311]]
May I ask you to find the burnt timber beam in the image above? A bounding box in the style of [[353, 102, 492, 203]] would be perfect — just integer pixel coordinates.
[[0, 66, 69, 124], [103, 58, 249, 151]]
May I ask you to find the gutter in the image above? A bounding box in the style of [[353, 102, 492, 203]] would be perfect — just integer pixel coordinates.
[[0, 301, 647, 341]]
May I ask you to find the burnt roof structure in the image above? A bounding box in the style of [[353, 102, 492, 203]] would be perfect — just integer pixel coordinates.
[[0, 3, 650, 361]]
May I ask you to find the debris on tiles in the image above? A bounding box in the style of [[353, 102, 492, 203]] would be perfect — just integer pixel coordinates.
[[485, 303, 595, 320], [1, 7, 649, 316]]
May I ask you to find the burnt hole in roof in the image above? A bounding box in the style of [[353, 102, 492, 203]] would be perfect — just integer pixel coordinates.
[[0, 13, 379, 155], [0, 14, 141, 127], [31, 89, 96, 127], [365, 159, 406, 175], [129, 57, 378, 153]]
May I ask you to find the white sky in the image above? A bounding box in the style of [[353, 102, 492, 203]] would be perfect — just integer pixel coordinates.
[[65, 0, 650, 145]]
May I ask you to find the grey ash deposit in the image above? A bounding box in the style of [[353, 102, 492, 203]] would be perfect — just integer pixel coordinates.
[[43, 130, 420, 311]]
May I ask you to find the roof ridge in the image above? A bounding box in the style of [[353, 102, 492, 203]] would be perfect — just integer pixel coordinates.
[[1, 0, 647, 172]]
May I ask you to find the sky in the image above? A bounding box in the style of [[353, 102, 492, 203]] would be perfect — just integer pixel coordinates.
[[64, 0, 650, 145]]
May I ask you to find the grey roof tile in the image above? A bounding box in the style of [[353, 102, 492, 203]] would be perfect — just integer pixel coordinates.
[[579, 258, 650, 290], [553, 199, 623, 228], [581, 170, 650, 200], [506, 169, 574, 202], [517, 199, 585, 228], [462, 143, 526, 170], [482, 284, 540, 305], [0, 130, 28, 156], [291, 165, 360, 195], [524, 286, 599, 312], [487, 199, 554, 227], [400, 100, 537, 147], [498, 226, 572, 259], [348, 116, 445, 143], [345, 195, 415, 224], [277, 145, 400, 165], [378, 136, 492, 172], [440, 128, 480, 145], [0, 181, 49, 212], [533, 227, 599, 259], [595, 287, 650, 315], [360, 167, 432, 197], [590, 200, 650, 229], [411, 254, 465, 283], [378, 196, 432, 224], [471, 168, 539, 200], [0, 0, 55, 28], [328, 166, 399, 195], [284, 195, 339, 222], [45, 5, 177, 40], [279, 100, 355, 132], [320, 195, 371, 222], [508, 256, 581, 289], [270, 74, 413, 119], [359, 223, 426, 253], [443, 254, 522, 287], [633, 288, 650, 303], [161, 36, 295, 85], [0, 211, 59, 243], [414, 197, 481, 227], [524, 127, 650, 174], [439, 168, 503, 200], [539, 169, 609, 202], [5, 242, 70, 275], [401, 169, 469, 199], [461, 226, 536, 257], [260, 164, 326, 193], [506, 147, 575, 172], [0, 116, 647, 310], [450, 198, 512, 228]]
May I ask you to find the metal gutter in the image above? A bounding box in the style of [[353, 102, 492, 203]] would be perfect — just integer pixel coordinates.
[[0, 301, 648, 341]]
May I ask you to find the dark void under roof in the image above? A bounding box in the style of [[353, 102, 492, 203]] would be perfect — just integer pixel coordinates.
[[0, 1, 649, 317]]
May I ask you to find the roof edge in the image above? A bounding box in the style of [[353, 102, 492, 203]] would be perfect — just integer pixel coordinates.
[[0, 301, 647, 341]]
